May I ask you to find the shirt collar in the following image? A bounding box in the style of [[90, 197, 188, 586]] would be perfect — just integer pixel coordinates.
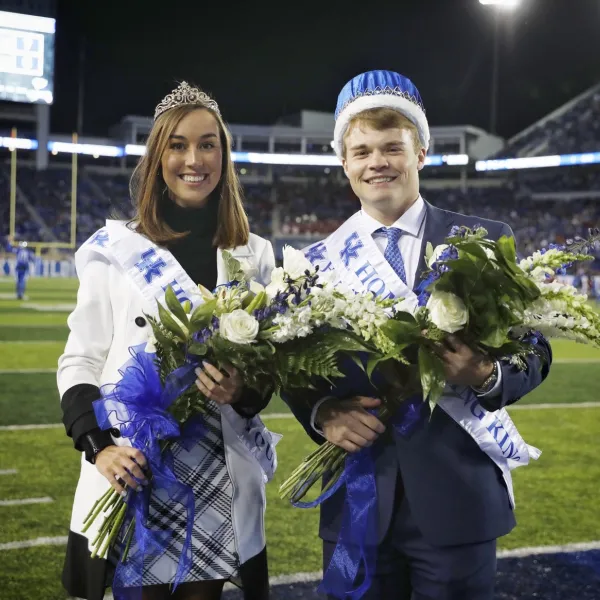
[[360, 195, 426, 238]]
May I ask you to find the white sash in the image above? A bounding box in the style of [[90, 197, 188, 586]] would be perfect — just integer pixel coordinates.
[[304, 212, 541, 507], [80, 221, 280, 483]]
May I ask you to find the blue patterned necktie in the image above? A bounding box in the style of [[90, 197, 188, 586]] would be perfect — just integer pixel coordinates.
[[376, 227, 407, 285]]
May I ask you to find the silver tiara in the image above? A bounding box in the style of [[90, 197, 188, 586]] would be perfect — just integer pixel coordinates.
[[153, 81, 221, 120]]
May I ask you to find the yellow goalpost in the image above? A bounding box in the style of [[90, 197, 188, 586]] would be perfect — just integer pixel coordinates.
[[7, 127, 79, 257]]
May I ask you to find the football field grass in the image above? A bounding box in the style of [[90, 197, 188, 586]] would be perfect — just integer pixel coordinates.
[[0, 278, 599, 600]]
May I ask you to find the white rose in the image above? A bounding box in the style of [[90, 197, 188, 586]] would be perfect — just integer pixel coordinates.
[[219, 309, 259, 344], [426, 290, 469, 333], [265, 267, 287, 300], [427, 244, 449, 268], [238, 257, 259, 281], [282, 245, 313, 279]]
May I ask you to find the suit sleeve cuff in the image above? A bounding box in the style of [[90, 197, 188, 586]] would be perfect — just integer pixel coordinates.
[[310, 396, 333, 438], [232, 386, 272, 418]]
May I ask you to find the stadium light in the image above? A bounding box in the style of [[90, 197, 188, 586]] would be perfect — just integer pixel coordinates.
[[479, 0, 522, 134], [2, 136, 469, 168], [479, 0, 521, 8]]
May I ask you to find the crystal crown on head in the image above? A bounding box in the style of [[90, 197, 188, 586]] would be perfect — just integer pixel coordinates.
[[153, 81, 221, 121]]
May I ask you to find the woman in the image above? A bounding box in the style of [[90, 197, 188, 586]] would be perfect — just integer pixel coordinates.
[[57, 82, 276, 600]]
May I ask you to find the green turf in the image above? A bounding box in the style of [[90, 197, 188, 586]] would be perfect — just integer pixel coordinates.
[[0, 312, 70, 326], [0, 363, 597, 427], [506, 407, 600, 548], [1, 409, 599, 598], [0, 374, 62, 424], [1, 277, 600, 599], [0, 342, 65, 369], [0, 326, 69, 342], [0, 546, 69, 600]]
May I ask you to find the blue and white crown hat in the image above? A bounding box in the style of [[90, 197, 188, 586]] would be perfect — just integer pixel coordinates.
[[333, 70, 430, 158]]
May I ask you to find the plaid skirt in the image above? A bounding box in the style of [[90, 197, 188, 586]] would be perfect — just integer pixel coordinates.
[[125, 400, 240, 585]]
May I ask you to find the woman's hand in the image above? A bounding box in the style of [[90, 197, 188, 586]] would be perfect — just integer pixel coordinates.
[[195, 361, 244, 405], [95, 446, 149, 496]]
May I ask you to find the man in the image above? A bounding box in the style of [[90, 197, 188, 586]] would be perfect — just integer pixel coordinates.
[[15, 241, 32, 300], [283, 70, 551, 600]]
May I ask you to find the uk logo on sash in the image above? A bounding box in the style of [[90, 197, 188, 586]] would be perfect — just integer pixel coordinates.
[[305, 242, 327, 264], [340, 232, 364, 267], [89, 230, 109, 248], [136, 249, 167, 284]]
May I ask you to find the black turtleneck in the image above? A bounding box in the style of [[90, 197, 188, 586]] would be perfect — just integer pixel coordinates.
[[162, 199, 219, 289]]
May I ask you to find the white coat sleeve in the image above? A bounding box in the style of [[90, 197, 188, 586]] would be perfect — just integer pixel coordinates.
[[57, 255, 114, 447]]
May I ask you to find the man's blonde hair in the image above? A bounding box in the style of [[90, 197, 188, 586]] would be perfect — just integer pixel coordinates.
[[342, 107, 423, 157]]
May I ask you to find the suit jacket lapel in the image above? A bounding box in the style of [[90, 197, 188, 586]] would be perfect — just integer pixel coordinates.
[[413, 201, 456, 292]]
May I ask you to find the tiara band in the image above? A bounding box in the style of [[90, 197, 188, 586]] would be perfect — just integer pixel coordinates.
[[153, 81, 221, 120]]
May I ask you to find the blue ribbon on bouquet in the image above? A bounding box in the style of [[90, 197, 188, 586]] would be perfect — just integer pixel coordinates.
[[93, 344, 206, 600], [291, 393, 425, 600]]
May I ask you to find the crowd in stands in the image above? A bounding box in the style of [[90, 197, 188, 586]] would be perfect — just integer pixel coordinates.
[[499, 86, 600, 158], [1, 163, 599, 272]]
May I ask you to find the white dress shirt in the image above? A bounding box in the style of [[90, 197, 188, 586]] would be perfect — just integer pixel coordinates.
[[360, 195, 427, 290]]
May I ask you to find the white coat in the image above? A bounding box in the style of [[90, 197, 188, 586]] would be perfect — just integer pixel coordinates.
[[57, 219, 276, 567]]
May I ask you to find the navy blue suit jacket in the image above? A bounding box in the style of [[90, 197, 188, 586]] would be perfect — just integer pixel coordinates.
[[282, 202, 552, 548]]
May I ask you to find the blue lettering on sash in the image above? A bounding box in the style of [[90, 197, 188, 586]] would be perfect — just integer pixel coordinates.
[[305, 242, 327, 264], [355, 262, 377, 284], [135, 249, 167, 284], [487, 415, 521, 461], [367, 278, 386, 296], [340, 232, 364, 267], [163, 279, 192, 307], [355, 262, 387, 296], [255, 430, 275, 468], [502, 441, 520, 460], [465, 399, 521, 460], [468, 398, 486, 420], [89, 230, 109, 248]]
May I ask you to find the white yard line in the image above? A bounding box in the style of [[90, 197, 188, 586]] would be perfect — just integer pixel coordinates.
[[0, 340, 61, 344], [2, 401, 600, 433], [0, 536, 67, 551], [0, 469, 18, 475], [554, 358, 600, 363], [508, 401, 600, 410], [497, 540, 600, 557], [0, 369, 57, 374], [0, 496, 53, 507], [80, 539, 600, 598], [0, 424, 62, 431]]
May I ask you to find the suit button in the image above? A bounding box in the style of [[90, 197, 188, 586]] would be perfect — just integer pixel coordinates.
[[135, 316, 146, 327], [110, 428, 121, 438]]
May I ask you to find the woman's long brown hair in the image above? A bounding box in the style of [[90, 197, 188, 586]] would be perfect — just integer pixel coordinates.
[[130, 103, 249, 248]]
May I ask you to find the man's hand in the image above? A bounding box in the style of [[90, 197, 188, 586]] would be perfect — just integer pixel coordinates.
[[434, 334, 494, 387], [195, 361, 244, 405], [316, 396, 386, 453]]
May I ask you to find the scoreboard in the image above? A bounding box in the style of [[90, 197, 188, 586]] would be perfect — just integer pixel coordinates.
[[0, 10, 55, 104]]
